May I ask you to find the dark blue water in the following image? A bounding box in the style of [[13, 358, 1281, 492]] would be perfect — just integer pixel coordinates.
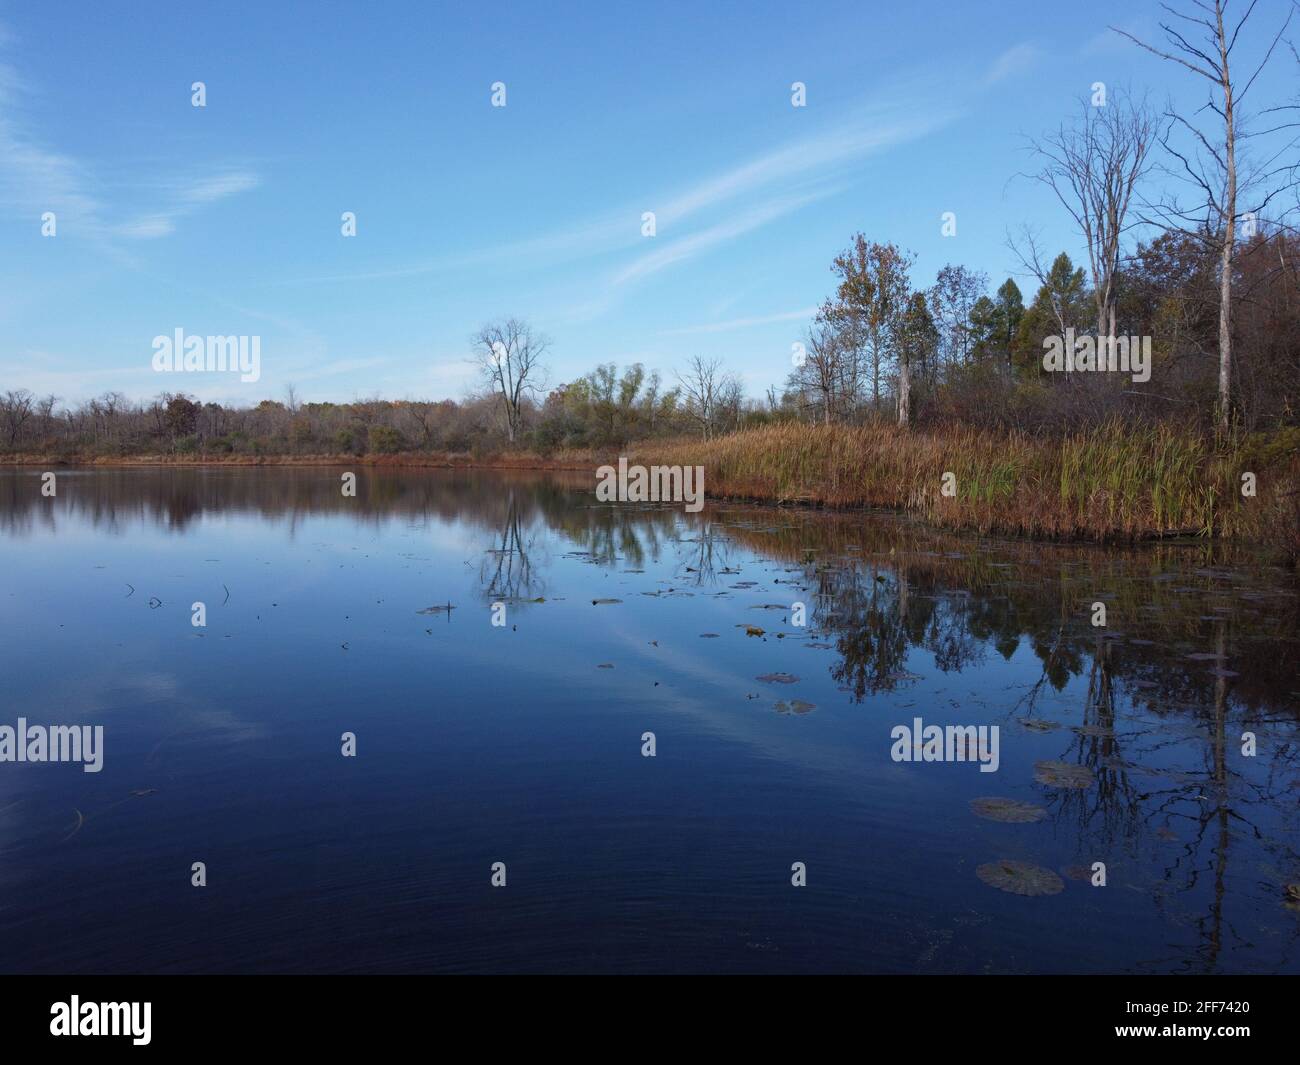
[[1, 466, 1297, 973]]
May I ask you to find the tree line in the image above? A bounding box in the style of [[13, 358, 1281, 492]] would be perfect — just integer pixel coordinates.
[[3, 1, 1296, 458]]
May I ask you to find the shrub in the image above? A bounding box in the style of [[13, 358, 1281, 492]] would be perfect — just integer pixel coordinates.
[[367, 425, 404, 454]]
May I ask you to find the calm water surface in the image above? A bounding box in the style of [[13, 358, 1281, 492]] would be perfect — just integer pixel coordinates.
[[1, 466, 1297, 973]]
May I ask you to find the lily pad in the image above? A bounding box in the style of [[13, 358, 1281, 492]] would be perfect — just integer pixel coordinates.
[[774, 699, 816, 715], [1034, 760, 1093, 789], [756, 672, 799, 684], [970, 797, 1047, 823], [976, 860, 1064, 897]]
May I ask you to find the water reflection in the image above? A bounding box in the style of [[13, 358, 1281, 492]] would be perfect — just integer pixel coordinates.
[[719, 510, 1300, 971], [1, 466, 1297, 973]]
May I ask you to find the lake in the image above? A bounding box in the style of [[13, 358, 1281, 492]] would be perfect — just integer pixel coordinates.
[[1, 466, 1297, 973]]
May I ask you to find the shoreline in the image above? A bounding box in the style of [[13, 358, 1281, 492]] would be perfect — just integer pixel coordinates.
[[0, 451, 597, 471], [5, 426, 1298, 556]]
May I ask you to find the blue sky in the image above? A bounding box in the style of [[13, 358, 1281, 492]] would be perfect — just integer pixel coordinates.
[[1, 0, 1295, 406]]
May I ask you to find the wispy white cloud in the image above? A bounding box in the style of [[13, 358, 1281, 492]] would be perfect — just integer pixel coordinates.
[[1080, 25, 1145, 58], [983, 43, 1043, 86], [290, 356, 390, 382], [0, 72, 106, 236], [611, 191, 835, 287], [604, 103, 954, 288], [0, 26, 256, 244], [654, 115, 935, 228], [105, 170, 260, 239], [660, 307, 819, 335], [111, 214, 178, 239], [0, 352, 153, 396], [105, 170, 259, 240], [175, 171, 260, 205], [278, 87, 960, 290]]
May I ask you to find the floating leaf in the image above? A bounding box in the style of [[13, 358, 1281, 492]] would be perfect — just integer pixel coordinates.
[[416, 604, 455, 615], [1034, 760, 1093, 789], [699, 633, 720, 638], [756, 672, 799, 684], [591, 598, 623, 605], [970, 797, 1047, 823], [775, 699, 816, 715], [976, 860, 1064, 897], [745, 625, 765, 637], [1021, 719, 1059, 733]]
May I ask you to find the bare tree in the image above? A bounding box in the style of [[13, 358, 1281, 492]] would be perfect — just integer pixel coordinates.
[[789, 304, 855, 425], [35, 394, 58, 446], [675, 355, 727, 439], [1113, 1, 1296, 432], [1024, 90, 1159, 347], [470, 318, 550, 445], [100, 391, 128, 448], [0, 388, 35, 448], [716, 374, 746, 434]]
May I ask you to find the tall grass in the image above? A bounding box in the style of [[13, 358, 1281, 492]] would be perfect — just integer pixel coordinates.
[[634, 420, 1300, 550]]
